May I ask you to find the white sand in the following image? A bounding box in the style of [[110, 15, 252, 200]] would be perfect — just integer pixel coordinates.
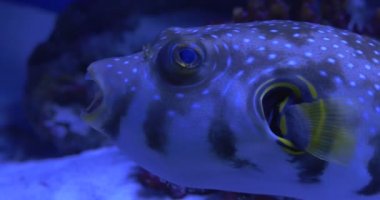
[[0, 147, 207, 200]]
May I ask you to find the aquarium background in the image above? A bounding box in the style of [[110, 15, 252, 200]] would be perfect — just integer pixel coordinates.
[[0, 0, 380, 199]]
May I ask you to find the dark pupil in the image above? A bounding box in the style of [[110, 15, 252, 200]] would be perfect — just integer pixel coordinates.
[[179, 48, 197, 64]]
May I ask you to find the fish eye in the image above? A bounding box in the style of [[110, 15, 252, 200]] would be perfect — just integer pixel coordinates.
[[173, 46, 201, 69], [155, 41, 207, 85]]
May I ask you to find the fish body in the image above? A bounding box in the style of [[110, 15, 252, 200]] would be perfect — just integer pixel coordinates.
[[83, 20, 380, 199]]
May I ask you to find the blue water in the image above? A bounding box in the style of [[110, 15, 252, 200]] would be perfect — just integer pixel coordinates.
[[0, 1, 56, 125], [2, 0, 74, 11]]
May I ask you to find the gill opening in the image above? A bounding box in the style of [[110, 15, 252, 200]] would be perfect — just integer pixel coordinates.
[[256, 76, 319, 154]]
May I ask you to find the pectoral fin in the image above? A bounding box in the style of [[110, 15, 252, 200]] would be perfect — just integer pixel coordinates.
[[280, 99, 356, 164]]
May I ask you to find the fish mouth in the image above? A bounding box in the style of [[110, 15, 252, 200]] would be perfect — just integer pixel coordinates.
[[82, 70, 107, 126], [85, 78, 104, 114]]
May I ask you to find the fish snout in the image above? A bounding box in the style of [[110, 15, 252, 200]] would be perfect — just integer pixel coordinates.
[[82, 55, 145, 133]]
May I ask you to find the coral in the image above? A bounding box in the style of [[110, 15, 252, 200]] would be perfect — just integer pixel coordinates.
[[232, 0, 380, 39], [135, 168, 298, 200], [135, 168, 213, 199]]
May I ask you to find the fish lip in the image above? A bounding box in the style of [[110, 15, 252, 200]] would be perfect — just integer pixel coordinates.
[[81, 69, 107, 128], [85, 78, 103, 114]]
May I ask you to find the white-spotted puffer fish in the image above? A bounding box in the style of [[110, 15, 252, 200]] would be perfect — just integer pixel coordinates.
[[82, 20, 380, 199]]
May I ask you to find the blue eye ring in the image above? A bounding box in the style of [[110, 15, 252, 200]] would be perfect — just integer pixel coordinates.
[[155, 41, 211, 86], [173, 45, 202, 69]]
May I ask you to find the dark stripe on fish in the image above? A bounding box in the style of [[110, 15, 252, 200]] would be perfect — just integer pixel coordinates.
[[143, 102, 169, 153], [358, 134, 380, 195], [289, 154, 328, 183], [102, 94, 133, 138], [208, 119, 236, 160], [208, 119, 260, 170]]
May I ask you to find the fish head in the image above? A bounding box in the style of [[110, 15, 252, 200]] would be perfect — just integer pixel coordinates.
[[81, 25, 275, 178], [81, 27, 228, 134]]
